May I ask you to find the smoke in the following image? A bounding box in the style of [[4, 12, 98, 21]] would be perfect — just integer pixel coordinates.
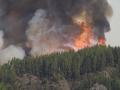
[[26, 9, 80, 56], [0, 31, 25, 65], [0, 30, 4, 50], [0, 0, 112, 56], [0, 45, 25, 65]]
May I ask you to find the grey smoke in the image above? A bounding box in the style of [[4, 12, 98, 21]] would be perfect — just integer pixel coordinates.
[[0, 30, 25, 65], [0, 0, 113, 56], [26, 9, 80, 56], [0, 30, 4, 49]]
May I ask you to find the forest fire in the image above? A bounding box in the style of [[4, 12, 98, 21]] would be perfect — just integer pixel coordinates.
[[0, 0, 112, 56], [72, 10, 107, 51], [73, 19, 106, 50], [74, 20, 94, 50], [98, 37, 106, 46]]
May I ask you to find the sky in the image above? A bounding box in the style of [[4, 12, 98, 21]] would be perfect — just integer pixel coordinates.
[[106, 0, 120, 46]]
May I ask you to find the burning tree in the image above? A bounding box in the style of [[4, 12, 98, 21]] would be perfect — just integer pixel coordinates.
[[0, 0, 113, 56]]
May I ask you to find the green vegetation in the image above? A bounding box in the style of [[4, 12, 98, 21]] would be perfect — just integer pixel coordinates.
[[0, 46, 120, 90]]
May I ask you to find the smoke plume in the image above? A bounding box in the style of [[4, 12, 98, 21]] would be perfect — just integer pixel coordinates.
[[0, 0, 113, 57], [26, 9, 80, 56], [0, 31, 25, 65], [0, 45, 25, 65], [0, 30, 4, 50]]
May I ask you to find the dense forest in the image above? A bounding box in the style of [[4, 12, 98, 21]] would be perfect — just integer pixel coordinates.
[[0, 46, 120, 90]]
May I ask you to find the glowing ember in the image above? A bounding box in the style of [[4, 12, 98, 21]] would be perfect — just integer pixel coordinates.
[[73, 13, 106, 51], [98, 37, 106, 46], [74, 13, 94, 50], [73, 18, 94, 50]]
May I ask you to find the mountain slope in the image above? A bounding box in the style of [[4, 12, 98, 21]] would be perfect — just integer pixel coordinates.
[[0, 46, 120, 90]]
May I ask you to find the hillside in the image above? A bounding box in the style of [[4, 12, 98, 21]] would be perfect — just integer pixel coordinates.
[[0, 46, 120, 90]]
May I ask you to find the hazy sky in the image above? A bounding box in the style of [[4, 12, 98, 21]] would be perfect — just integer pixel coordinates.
[[106, 0, 120, 46]]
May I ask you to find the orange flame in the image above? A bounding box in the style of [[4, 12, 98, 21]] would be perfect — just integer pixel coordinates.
[[98, 37, 106, 46], [74, 21, 106, 50], [74, 21, 94, 50]]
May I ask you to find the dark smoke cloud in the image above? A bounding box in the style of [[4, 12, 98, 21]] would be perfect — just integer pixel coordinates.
[[0, 0, 113, 56]]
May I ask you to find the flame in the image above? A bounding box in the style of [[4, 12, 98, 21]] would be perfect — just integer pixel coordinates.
[[98, 37, 106, 46], [75, 22, 93, 49], [73, 18, 94, 50], [72, 12, 106, 51]]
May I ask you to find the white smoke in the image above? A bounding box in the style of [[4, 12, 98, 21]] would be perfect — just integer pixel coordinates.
[[0, 45, 25, 65], [0, 31, 25, 65], [0, 30, 4, 50], [0, 0, 112, 57], [26, 9, 78, 56], [26, 9, 81, 56]]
